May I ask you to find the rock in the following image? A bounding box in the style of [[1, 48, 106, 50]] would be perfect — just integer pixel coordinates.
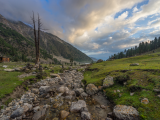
[[10, 108, 24, 119], [86, 84, 98, 95], [60, 110, 69, 119], [81, 111, 91, 120], [32, 88, 39, 94], [80, 107, 88, 112], [2, 65, 7, 68], [117, 90, 120, 92], [105, 118, 113, 120], [23, 103, 32, 112], [50, 73, 61, 78], [103, 76, 114, 88], [57, 86, 69, 94], [32, 108, 46, 120], [32, 72, 36, 74], [32, 68, 36, 70], [101, 105, 106, 109], [39, 86, 50, 94], [130, 63, 139, 66], [113, 105, 139, 120], [33, 106, 40, 113], [4, 69, 15, 72], [98, 86, 103, 90], [158, 95, 160, 98], [153, 89, 160, 93], [75, 88, 84, 96], [81, 92, 88, 98], [70, 100, 86, 113], [130, 92, 134, 96], [14, 68, 21, 71], [141, 98, 149, 104]]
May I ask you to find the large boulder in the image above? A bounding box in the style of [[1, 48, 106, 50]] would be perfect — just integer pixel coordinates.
[[70, 100, 86, 113], [113, 105, 139, 120], [103, 76, 114, 88], [86, 84, 98, 95]]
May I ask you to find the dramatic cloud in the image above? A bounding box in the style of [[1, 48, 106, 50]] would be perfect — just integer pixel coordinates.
[[0, 0, 160, 60]]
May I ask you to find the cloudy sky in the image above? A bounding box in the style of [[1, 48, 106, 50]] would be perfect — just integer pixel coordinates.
[[0, 0, 160, 60]]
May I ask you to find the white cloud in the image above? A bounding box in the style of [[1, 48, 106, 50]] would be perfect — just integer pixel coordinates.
[[133, 7, 138, 12]]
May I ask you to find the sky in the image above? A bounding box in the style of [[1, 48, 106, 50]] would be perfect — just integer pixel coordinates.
[[0, 0, 160, 60]]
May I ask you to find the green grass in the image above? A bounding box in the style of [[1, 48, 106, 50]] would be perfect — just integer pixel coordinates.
[[83, 50, 160, 120], [0, 70, 22, 99]]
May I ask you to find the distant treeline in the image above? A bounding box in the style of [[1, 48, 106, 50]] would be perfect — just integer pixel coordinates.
[[109, 37, 160, 59]]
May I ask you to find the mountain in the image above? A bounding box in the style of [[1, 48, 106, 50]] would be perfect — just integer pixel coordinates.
[[90, 57, 98, 62], [0, 14, 92, 63]]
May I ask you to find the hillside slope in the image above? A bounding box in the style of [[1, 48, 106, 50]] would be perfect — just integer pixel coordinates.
[[0, 14, 92, 62], [83, 51, 160, 119]]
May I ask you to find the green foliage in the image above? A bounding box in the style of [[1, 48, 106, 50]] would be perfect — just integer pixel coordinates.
[[109, 36, 160, 60]]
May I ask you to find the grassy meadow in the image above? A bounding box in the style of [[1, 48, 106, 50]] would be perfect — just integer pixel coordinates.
[[83, 50, 160, 120], [0, 62, 64, 100]]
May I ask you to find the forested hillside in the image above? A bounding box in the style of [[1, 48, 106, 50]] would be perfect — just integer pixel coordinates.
[[0, 14, 92, 63], [109, 37, 160, 59]]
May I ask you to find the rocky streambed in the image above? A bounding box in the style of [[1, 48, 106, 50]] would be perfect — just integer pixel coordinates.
[[0, 69, 139, 120]]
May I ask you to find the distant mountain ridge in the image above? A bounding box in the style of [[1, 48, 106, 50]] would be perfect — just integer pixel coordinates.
[[0, 14, 92, 62], [90, 57, 98, 61]]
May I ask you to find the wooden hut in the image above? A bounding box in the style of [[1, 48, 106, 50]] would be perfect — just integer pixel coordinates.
[[0, 56, 10, 62]]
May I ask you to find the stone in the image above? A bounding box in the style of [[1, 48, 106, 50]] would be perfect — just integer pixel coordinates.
[[130, 63, 139, 66], [105, 118, 113, 120], [32, 108, 46, 120], [158, 95, 160, 98], [130, 92, 134, 96], [86, 84, 98, 95], [33, 106, 40, 113], [113, 105, 139, 120], [23, 103, 32, 111], [103, 76, 114, 88], [81, 111, 91, 120], [32, 68, 37, 70], [32, 88, 39, 94], [153, 89, 160, 93], [141, 98, 149, 104], [117, 90, 120, 92], [50, 73, 61, 78], [81, 92, 88, 98], [98, 86, 103, 90], [39, 86, 50, 94], [57, 86, 69, 94], [2, 65, 7, 68], [70, 100, 86, 113], [101, 105, 106, 109], [4, 69, 15, 72], [75, 88, 84, 96], [10, 108, 24, 119], [14, 68, 21, 71], [80, 107, 88, 112], [60, 110, 69, 119]]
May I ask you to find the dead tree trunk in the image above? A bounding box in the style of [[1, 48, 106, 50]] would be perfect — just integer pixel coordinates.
[[31, 12, 41, 65]]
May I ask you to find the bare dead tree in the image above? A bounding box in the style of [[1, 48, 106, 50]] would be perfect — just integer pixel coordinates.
[[31, 12, 42, 65]]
